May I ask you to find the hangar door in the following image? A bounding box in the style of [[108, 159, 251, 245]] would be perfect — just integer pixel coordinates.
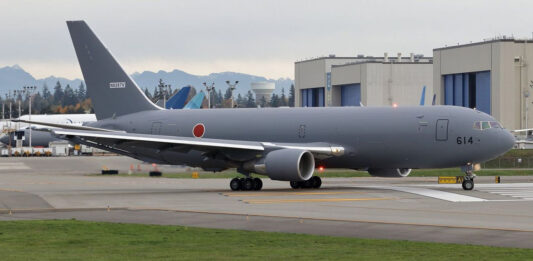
[[301, 87, 325, 107], [443, 71, 490, 114], [341, 84, 361, 106]]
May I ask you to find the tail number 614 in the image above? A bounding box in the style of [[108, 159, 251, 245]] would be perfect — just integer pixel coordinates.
[[457, 137, 473, 145]]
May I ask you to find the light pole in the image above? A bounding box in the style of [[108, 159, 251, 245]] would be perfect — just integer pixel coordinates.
[[203, 82, 215, 109], [157, 79, 171, 108], [225, 80, 239, 108], [13, 90, 23, 129], [23, 85, 37, 147], [4, 93, 12, 129]]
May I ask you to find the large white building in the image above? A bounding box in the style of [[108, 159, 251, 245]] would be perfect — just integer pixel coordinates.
[[434, 37, 533, 130], [251, 82, 275, 103], [295, 54, 433, 107]]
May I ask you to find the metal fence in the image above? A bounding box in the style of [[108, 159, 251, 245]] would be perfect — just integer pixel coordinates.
[[481, 157, 533, 169]]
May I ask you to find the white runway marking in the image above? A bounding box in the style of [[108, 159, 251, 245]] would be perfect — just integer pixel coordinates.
[[368, 186, 487, 202], [0, 162, 30, 170], [476, 184, 533, 200]]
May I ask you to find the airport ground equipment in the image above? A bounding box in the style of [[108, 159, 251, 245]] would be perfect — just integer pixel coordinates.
[[16, 21, 516, 191]]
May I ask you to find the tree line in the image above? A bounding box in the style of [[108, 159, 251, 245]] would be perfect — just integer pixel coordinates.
[[0, 80, 296, 118], [1, 81, 91, 118]]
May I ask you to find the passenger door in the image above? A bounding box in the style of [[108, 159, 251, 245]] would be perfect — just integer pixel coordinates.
[[436, 119, 449, 141]]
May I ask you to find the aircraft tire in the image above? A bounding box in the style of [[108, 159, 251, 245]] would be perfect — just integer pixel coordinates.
[[462, 179, 474, 190], [253, 178, 263, 190], [243, 178, 254, 191], [230, 178, 241, 191], [311, 176, 322, 189], [300, 179, 311, 189], [290, 181, 301, 189]]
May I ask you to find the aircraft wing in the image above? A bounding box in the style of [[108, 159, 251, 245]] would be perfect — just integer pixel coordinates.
[[51, 129, 344, 158], [11, 119, 119, 132], [511, 128, 533, 133]]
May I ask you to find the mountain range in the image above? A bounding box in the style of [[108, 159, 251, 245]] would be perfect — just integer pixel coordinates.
[[0, 65, 293, 98]]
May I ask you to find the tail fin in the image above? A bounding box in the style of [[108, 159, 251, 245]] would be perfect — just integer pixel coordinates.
[[183, 91, 205, 109], [67, 21, 160, 120], [419, 85, 426, 106], [166, 86, 191, 109]]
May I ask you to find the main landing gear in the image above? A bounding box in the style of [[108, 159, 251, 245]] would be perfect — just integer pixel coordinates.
[[230, 177, 263, 191], [461, 164, 476, 191], [290, 176, 322, 189]]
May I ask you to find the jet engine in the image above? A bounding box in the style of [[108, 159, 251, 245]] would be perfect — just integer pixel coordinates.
[[243, 149, 315, 181], [367, 168, 412, 177]]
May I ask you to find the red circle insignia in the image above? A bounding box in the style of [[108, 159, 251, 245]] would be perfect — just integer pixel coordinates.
[[192, 123, 205, 138]]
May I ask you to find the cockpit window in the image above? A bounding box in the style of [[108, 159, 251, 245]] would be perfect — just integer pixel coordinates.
[[474, 121, 502, 130], [490, 121, 501, 128]]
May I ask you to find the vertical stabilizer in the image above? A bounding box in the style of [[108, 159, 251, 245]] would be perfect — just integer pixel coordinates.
[[419, 86, 426, 106], [183, 92, 205, 109], [67, 21, 160, 120]]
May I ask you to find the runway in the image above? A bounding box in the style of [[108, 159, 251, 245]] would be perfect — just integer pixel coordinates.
[[1, 156, 533, 248]]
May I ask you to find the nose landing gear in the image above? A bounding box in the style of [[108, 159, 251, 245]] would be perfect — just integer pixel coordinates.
[[461, 164, 476, 191]]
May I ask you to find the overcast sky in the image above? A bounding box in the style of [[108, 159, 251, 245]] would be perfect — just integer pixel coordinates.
[[1, 0, 532, 79]]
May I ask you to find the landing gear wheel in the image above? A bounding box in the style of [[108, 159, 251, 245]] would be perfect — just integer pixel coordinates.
[[253, 178, 263, 191], [302, 179, 314, 189], [290, 181, 301, 189], [462, 179, 474, 190], [243, 178, 254, 191], [311, 176, 322, 189], [230, 178, 241, 191]]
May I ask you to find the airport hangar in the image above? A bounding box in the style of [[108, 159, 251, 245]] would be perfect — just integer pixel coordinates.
[[295, 37, 533, 131]]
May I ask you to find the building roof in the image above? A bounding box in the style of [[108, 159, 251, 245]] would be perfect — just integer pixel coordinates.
[[434, 37, 533, 51], [331, 59, 432, 68]]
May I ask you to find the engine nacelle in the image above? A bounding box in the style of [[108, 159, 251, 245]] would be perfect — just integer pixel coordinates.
[[244, 149, 315, 181], [367, 168, 412, 178]]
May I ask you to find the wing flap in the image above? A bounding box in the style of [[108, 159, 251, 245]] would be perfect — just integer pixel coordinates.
[[53, 129, 265, 151]]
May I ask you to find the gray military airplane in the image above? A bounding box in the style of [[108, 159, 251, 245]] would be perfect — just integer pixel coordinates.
[[17, 21, 515, 191]]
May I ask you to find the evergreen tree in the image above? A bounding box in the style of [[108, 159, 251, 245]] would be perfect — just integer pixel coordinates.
[[152, 86, 159, 102], [63, 84, 77, 106], [236, 93, 243, 108], [280, 88, 287, 106], [259, 96, 267, 108], [217, 89, 223, 107], [289, 84, 295, 107], [77, 82, 87, 100], [270, 93, 280, 107], [245, 90, 256, 108], [42, 83, 51, 101], [224, 87, 232, 100], [144, 88, 152, 100], [53, 81, 64, 104]]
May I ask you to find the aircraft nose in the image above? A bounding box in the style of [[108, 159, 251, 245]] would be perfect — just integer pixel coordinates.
[[500, 129, 516, 152]]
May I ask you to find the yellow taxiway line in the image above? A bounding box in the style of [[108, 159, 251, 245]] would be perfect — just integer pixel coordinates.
[[223, 191, 364, 197], [244, 197, 393, 204]]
